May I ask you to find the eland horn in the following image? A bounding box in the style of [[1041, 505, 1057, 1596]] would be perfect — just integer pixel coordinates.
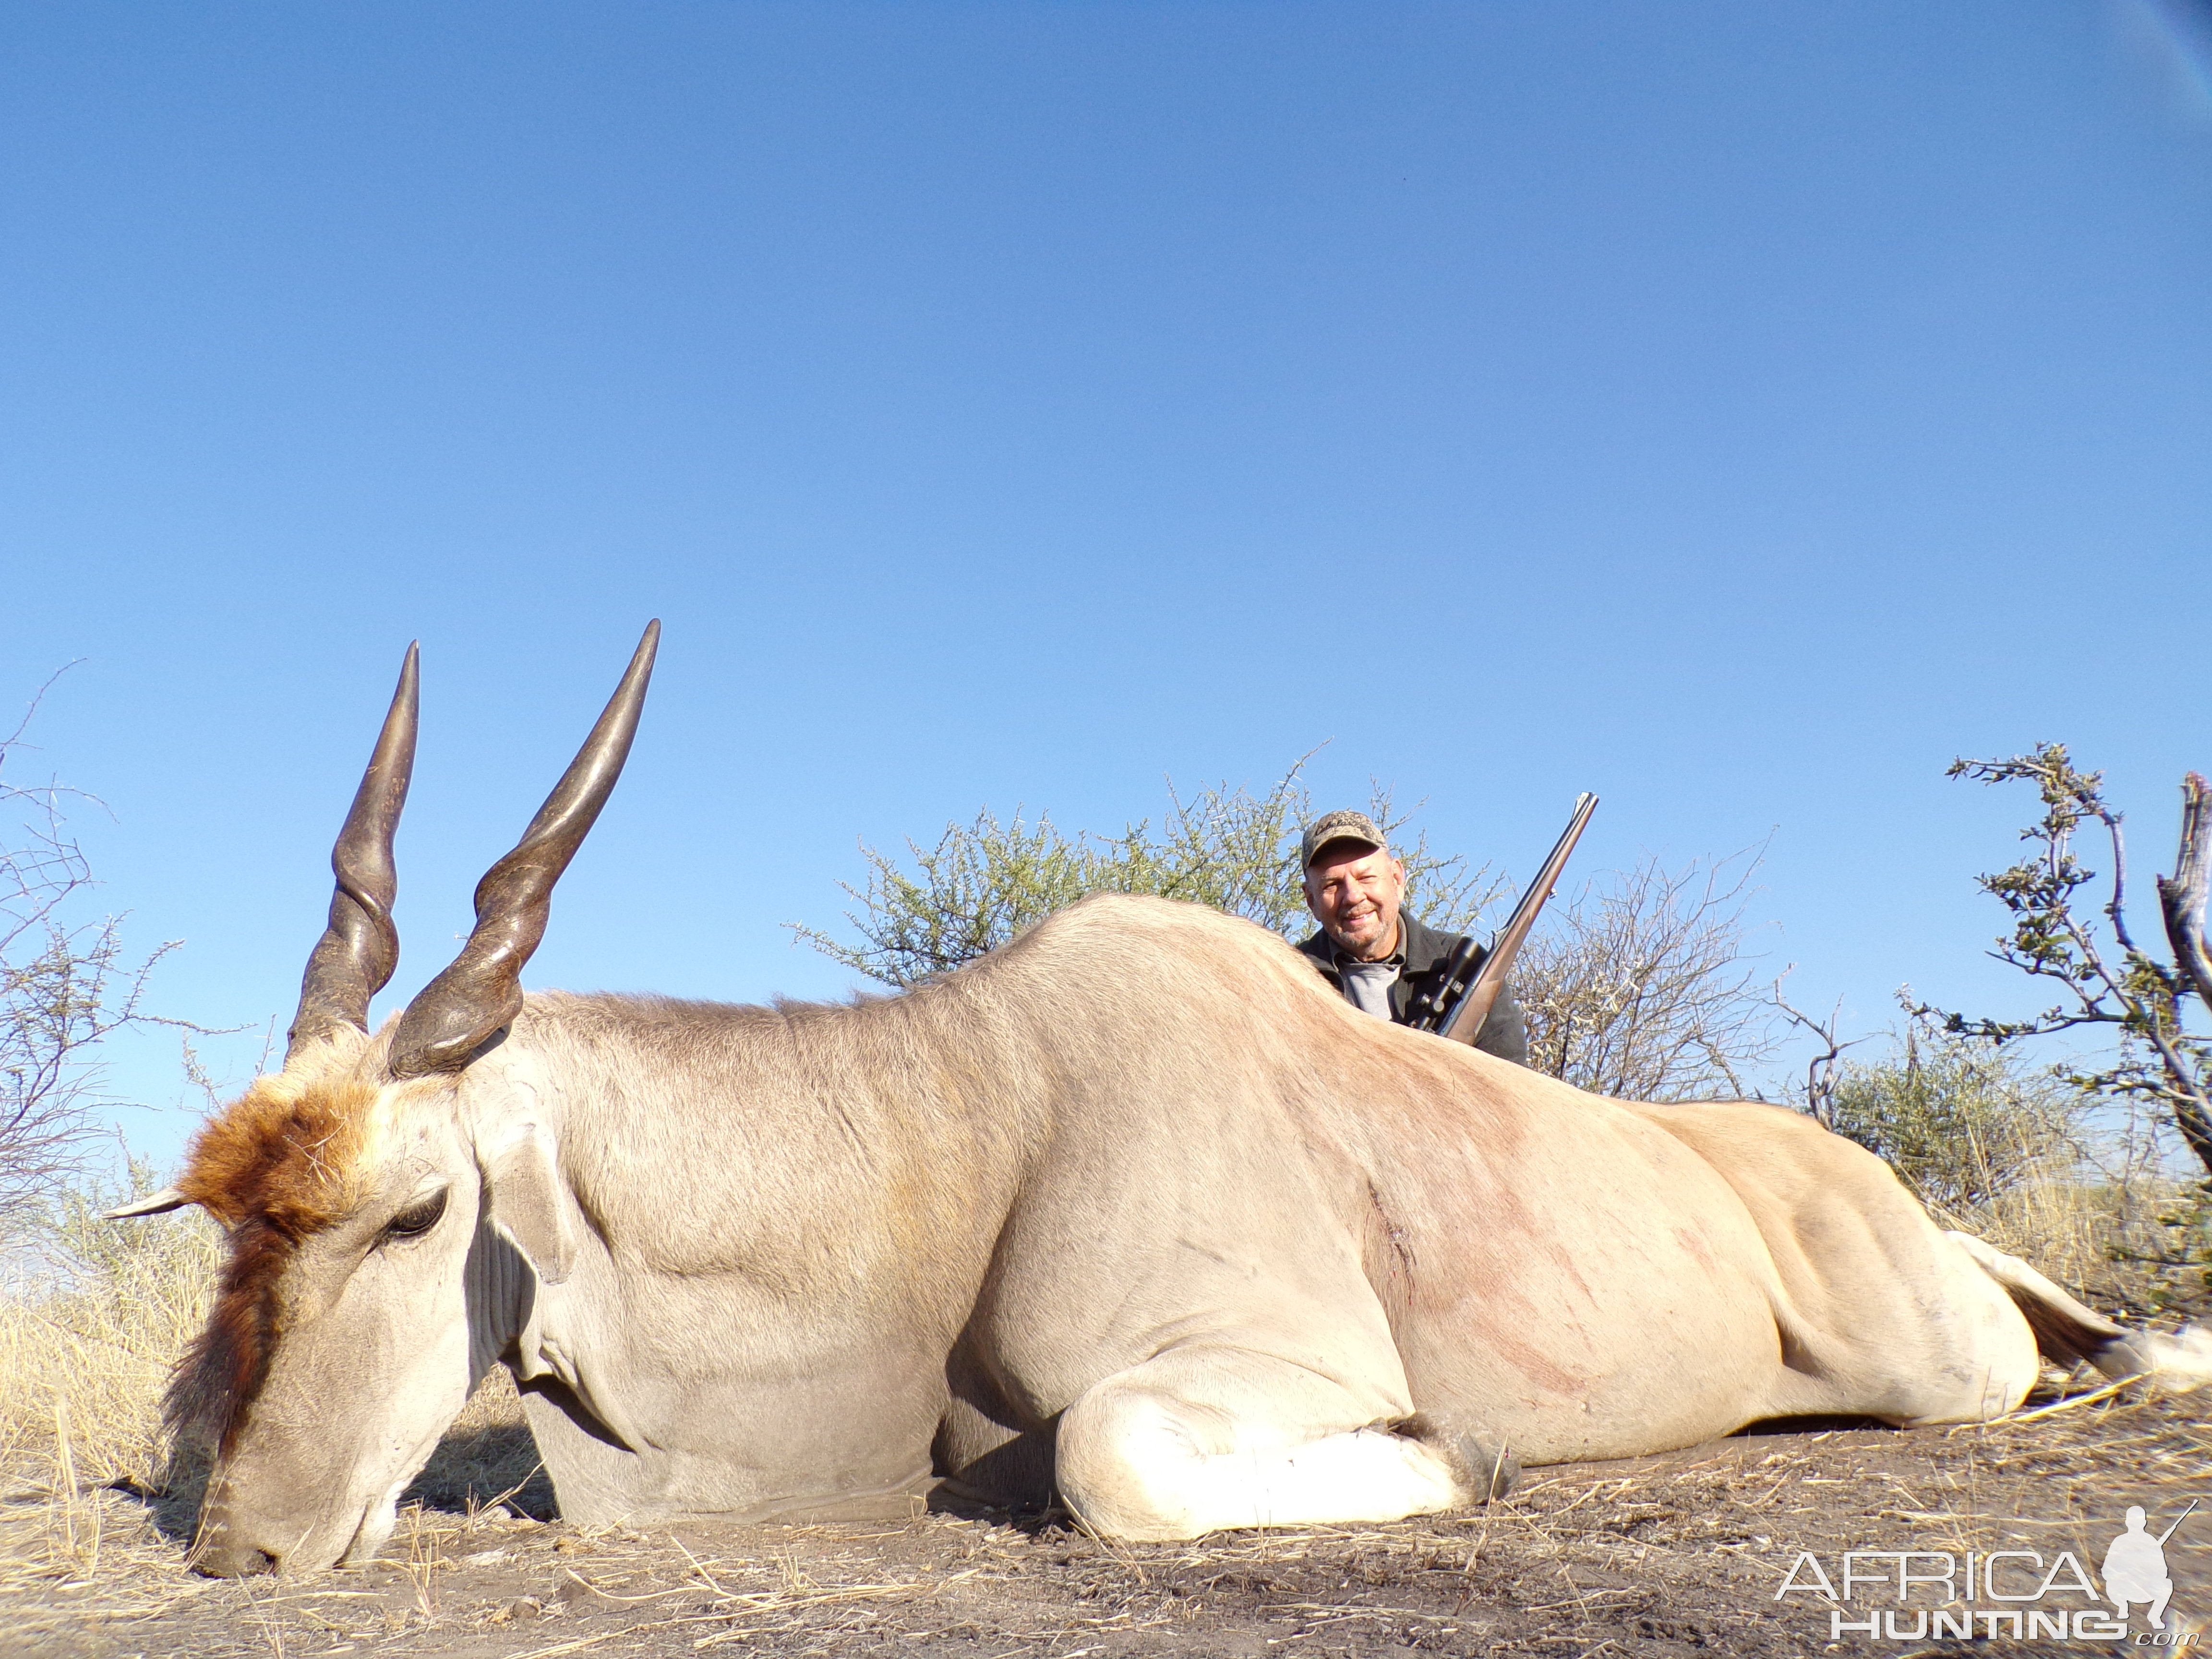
[[287, 642, 421, 1060], [388, 621, 660, 1078]]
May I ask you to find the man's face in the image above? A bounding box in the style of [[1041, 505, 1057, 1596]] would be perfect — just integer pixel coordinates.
[[1303, 842, 1407, 962]]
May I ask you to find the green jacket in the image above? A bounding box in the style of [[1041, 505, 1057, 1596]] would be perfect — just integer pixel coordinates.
[[1295, 911, 1530, 1066]]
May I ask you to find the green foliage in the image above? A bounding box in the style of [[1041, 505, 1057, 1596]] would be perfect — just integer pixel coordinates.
[[791, 757, 1505, 987], [1918, 743, 2212, 1174], [2139, 1182, 2212, 1315], [1826, 1022, 2083, 1213]]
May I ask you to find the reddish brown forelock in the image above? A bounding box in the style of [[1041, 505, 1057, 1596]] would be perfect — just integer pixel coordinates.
[[166, 1214, 294, 1455], [176, 1073, 377, 1231], [167, 1073, 380, 1454]]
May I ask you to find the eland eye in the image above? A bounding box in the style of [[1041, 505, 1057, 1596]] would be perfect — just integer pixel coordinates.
[[382, 1190, 448, 1242]]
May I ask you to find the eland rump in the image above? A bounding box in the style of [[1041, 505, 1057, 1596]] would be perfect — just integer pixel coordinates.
[[117, 624, 2209, 1575]]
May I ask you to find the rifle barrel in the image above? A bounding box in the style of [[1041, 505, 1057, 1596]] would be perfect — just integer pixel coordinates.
[[2156, 1498, 2199, 1545], [1439, 793, 1598, 1046]]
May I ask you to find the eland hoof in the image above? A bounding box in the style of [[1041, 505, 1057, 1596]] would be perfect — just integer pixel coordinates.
[[1400, 1413, 1519, 1503]]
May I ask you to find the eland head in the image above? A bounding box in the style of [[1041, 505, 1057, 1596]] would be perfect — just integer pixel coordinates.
[[109, 623, 658, 1575]]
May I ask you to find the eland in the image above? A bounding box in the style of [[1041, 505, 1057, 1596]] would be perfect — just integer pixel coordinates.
[[114, 624, 2211, 1575]]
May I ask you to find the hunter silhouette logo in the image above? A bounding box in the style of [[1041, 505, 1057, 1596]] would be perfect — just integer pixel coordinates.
[[2104, 1500, 2195, 1632]]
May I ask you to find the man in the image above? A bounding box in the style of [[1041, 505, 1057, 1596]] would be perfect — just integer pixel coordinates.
[[2102, 1505, 2177, 1631], [1294, 809, 1529, 1065]]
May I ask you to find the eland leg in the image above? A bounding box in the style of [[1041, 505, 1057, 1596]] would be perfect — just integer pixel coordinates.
[[1054, 1346, 1514, 1542]]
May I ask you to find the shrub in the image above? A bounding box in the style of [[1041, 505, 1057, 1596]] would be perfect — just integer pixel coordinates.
[[1826, 1023, 2083, 1213]]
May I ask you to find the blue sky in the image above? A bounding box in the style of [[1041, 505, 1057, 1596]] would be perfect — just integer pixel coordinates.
[[3, 3, 2208, 1167]]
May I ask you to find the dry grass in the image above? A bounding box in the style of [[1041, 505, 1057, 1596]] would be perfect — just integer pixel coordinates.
[[403, 1367, 554, 1522], [0, 1197, 220, 1604], [0, 1199, 218, 1489], [0, 1200, 219, 1653], [1931, 1162, 2210, 1322]]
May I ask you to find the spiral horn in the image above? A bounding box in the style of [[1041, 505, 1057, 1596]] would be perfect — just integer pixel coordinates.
[[287, 643, 420, 1060], [387, 622, 659, 1077]]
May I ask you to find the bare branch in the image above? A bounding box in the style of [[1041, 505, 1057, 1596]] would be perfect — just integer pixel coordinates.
[[0, 673, 204, 1223], [1771, 971, 1869, 1130], [2159, 771, 2212, 1015], [1515, 845, 1776, 1102], [1933, 746, 2212, 1179], [2102, 802, 2146, 965]]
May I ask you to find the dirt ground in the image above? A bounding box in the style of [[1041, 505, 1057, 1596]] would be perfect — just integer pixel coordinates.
[[6, 1385, 2208, 1659]]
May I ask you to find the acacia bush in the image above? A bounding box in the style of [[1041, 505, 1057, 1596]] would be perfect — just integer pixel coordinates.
[[0, 679, 228, 1547], [1919, 747, 2212, 1175], [1900, 746, 2212, 1314]]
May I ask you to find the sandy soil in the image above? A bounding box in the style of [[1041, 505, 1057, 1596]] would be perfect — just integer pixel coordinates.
[[6, 1386, 2207, 1658]]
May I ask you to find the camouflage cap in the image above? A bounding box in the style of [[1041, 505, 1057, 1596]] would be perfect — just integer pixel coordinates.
[[1300, 809, 1388, 870]]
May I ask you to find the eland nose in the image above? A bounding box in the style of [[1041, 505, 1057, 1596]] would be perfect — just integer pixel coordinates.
[[193, 1537, 280, 1577], [190, 1508, 285, 1577]]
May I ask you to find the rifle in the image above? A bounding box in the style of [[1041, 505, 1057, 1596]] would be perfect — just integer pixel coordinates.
[[1405, 793, 1598, 1045], [2157, 1499, 2199, 1546]]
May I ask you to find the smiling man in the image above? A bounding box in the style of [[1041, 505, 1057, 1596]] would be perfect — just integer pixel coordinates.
[[1294, 809, 1529, 1064]]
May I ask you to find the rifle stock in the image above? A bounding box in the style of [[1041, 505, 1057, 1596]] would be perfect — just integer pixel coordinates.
[[1439, 793, 1598, 1047]]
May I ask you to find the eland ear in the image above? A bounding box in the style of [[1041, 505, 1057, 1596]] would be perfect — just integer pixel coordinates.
[[104, 1186, 192, 1220], [481, 1132, 576, 1287]]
